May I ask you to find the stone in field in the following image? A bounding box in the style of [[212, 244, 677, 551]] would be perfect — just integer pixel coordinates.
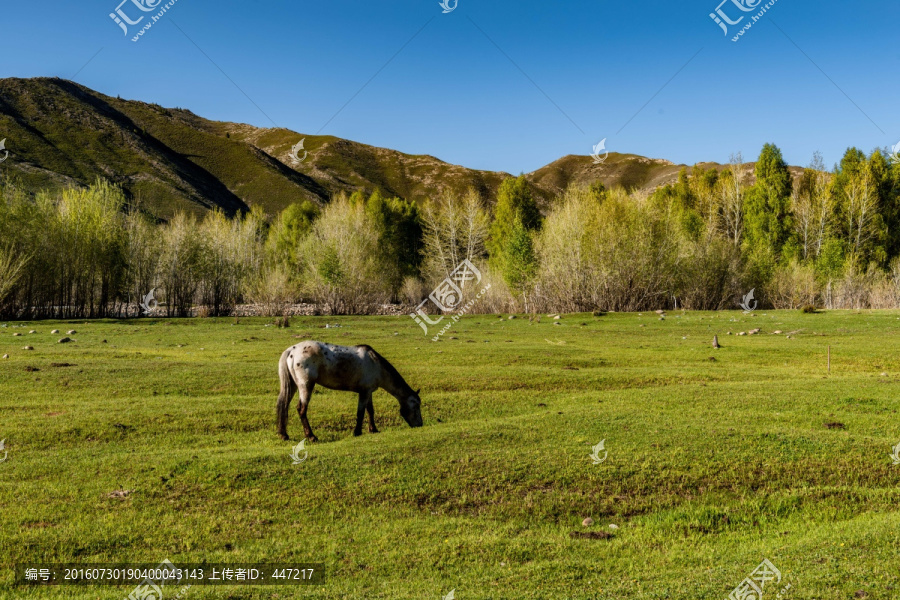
[[51, 329, 59, 334], [107, 489, 134, 499], [582, 518, 594, 527], [58, 337, 72, 344], [67, 330, 76, 335]]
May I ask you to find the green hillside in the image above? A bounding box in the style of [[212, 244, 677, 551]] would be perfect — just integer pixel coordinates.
[[0, 77, 803, 220]]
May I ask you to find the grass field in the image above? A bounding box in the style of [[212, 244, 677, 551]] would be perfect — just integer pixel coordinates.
[[1, 310, 899, 599]]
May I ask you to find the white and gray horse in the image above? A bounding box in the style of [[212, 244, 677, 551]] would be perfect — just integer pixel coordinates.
[[277, 341, 423, 441]]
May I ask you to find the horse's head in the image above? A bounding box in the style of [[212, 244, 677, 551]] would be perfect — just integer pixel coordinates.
[[399, 389, 423, 428]]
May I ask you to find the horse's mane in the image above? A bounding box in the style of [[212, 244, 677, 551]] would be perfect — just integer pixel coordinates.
[[359, 345, 412, 393]]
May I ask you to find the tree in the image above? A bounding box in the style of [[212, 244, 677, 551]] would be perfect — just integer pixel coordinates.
[[487, 176, 541, 266], [502, 218, 538, 310], [792, 152, 833, 261], [300, 193, 391, 314], [268, 201, 319, 269], [829, 148, 888, 267], [364, 191, 423, 294], [693, 165, 720, 224], [743, 144, 793, 259], [718, 152, 747, 248], [887, 156, 900, 258], [421, 190, 489, 285], [841, 159, 883, 264]]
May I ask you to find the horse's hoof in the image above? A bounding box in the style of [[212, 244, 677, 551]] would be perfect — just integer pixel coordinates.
[[369, 429, 379, 434], [307, 435, 318, 443], [352, 430, 362, 437], [279, 434, 290, 441]]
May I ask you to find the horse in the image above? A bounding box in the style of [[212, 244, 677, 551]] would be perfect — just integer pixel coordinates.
[[276, 341, 423, 441]]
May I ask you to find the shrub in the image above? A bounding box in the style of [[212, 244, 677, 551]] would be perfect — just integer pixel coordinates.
[[299, 194, 391, 315], [244, 264, 297, 317], [769, 261, 819, 309]]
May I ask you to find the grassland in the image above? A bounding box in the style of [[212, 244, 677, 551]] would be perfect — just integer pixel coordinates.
[[1, 310, 899, 599]]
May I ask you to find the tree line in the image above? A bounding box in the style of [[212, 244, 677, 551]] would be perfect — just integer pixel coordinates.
[[1, 143, 898, 319]]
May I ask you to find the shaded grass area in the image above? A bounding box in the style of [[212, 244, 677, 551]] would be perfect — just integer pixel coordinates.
[[1, 310, 899, 599]]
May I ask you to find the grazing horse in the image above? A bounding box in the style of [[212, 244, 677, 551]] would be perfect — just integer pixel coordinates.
[[277, 341, 423, 441]]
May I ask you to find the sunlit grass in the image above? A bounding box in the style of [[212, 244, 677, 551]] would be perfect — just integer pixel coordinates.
[[1, 310, 899, 599]]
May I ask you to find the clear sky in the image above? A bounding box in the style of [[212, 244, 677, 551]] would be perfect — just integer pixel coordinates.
[[3, 1, 898, 174]]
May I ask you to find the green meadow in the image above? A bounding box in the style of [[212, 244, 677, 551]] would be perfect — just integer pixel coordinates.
[[1, 310, 899, 599]]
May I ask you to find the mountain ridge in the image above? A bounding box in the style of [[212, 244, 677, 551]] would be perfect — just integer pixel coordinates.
[[0, 77, 798, 218]]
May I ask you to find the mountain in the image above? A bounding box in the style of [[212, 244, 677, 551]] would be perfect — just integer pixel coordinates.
[[0, 77, 801, 219]]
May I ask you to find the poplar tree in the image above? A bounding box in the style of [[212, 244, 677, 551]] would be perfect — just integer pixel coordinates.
[[744, 143, 793, 261]]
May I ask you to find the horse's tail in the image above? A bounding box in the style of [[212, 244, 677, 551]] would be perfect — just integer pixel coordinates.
[[276, 350, 297, 439]]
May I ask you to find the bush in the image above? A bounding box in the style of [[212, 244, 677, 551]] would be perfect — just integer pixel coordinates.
[[769, 261, 819, 309], [676, 234, 744, 310], [400, 276, 428, 307], [534, 186, 678, 312], [299, 194, 392, 315], [244, 264, 297, 317]]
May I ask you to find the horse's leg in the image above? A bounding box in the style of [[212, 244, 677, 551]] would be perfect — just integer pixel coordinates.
[[277, 352, 298, 441], [366, 396, 378, 434], [298, 381, 318, 443], [354, 392, 370, 437]]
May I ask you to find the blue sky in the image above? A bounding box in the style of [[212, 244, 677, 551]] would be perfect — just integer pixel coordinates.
[[4, 1, 899, 173]]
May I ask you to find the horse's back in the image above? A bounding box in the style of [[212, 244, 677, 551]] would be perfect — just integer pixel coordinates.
[[285, 341, 377, 392]]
